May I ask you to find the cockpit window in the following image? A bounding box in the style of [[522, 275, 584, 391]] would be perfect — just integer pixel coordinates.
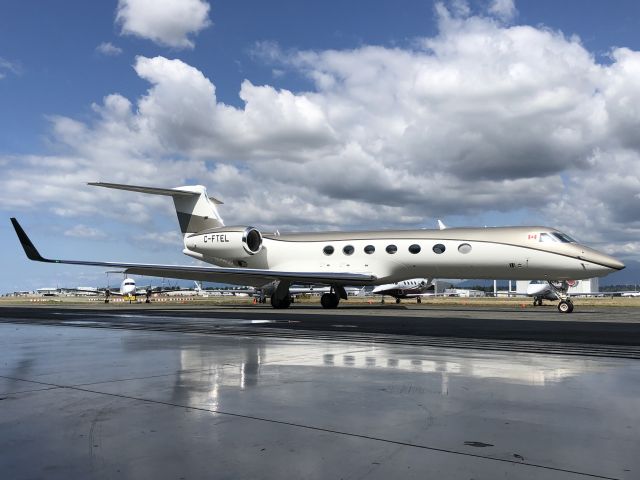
[[539, 233, 556, 243], [552, 232, 576, 243]]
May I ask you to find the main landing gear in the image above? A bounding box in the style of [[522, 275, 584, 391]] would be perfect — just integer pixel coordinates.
[[319, 285, 348, 309], [270, 280, 292, 309], [269, 283, 347, 309], [270, 295, 291, 309], [320, 292, 340, 309]]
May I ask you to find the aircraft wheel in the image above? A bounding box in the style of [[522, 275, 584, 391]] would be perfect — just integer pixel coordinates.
[[271, 295, 291, 309], [417, 297, 421, 304], [321, 293, 339, 309], [395, 298, 401, 304], [558, 300, 574, 313]]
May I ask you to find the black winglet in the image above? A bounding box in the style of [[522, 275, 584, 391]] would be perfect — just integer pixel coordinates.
[[10, 218, 50, 262]]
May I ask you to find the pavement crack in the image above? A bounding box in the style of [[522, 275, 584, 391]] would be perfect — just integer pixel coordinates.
[[37, 381, 620, 480]]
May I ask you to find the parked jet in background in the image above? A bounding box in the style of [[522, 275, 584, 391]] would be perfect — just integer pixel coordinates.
[[10, 182, 625, 313], [527, 281, 569, 306], [372, 278, 434, 303]]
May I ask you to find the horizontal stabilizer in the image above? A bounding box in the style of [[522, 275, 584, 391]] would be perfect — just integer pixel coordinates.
[[89, 182, 223, 204]]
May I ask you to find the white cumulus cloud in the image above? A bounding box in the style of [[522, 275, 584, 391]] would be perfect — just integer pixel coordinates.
[[489, 0, 517, 22], [64, 224, 107, 239], [96, 42, 123, 56], [2, 3, 640, 258], [116, 0, 211, 49]]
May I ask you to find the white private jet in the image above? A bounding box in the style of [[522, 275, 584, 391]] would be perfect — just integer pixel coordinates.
[[526, 280, 636, 305], [527, 280, 572, 306], [372, 278, 434, 304], [10, 182, 625, 313]]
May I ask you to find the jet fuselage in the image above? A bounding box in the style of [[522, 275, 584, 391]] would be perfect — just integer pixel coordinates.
[[184, 226, 623, 285]]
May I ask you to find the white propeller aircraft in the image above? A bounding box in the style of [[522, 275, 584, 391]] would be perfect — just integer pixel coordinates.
[[372, 278, 434, 304], [10, 182, 625, 313], [105, 277, 139, 301]]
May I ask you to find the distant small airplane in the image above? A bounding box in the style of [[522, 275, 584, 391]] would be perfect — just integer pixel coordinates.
[[372, 278, 434, 303], [103, 277, 143, 303], [10, 182, 625, 313]]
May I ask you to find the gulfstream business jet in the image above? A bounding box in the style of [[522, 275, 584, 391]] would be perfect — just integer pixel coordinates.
[[10, 182, 625, 313]]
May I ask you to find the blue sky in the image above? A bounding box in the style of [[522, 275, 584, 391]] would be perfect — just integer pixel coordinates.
[[1, 0, 640, 291]]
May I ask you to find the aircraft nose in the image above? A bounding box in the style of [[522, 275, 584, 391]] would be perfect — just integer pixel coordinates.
[[579, 248, 625, 271], [604, 256, 625, 271]]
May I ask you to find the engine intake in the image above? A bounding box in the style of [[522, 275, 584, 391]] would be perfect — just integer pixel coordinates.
[[242, 227, 263, 255]]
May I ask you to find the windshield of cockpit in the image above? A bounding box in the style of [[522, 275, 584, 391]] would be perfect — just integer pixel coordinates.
[[539, 232, 577, 243]]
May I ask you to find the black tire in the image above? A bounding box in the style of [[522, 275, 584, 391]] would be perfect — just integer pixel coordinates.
[[320, 293, 339, 309], [417, 297, 421, 304], [557, 300, 573, 313], [271, 295, 291, 309], [395, 298, 401, 304]]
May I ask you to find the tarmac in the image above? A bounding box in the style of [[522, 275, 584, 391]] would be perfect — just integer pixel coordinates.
[[1, 304, 639, 479]]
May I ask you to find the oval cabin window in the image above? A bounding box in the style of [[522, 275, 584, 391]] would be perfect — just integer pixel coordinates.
[[364, 245, 375, 254], [343, 245, 355, 256], [432, 244, 446, 254], [323, 245, 334, 255], [458, 243, 472, 254], [386, 244, 398, 254], [408, 244, 421, 254]]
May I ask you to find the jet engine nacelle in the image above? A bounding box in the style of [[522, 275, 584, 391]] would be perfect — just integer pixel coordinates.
[[187, 226, 263, 259]]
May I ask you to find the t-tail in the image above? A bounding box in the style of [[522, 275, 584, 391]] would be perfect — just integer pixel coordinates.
[[88, 182, 224, 234]]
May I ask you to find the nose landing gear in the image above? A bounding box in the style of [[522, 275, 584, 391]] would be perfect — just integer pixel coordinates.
[[548, 281, 575, 313], [557, 299, 574, 313]]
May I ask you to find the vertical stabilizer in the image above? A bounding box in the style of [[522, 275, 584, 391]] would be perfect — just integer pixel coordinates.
[[171, 185, 224, 234]]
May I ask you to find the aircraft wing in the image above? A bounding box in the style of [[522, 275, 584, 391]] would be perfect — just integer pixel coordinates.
[[11, 218, 377, 288]]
